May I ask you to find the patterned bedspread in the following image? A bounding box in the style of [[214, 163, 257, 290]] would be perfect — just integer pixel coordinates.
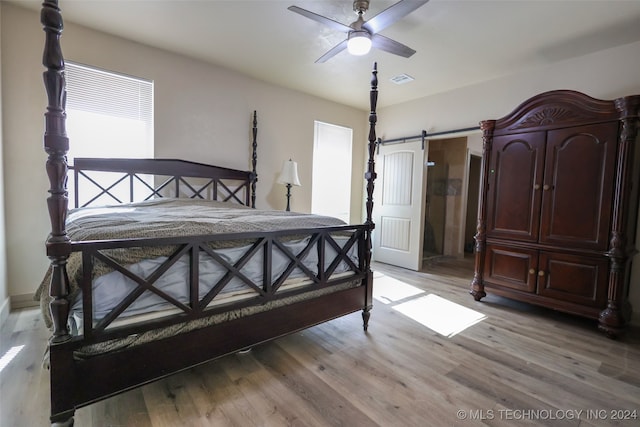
[[36, 198, 348, 327], [65, 198, 345, 241]]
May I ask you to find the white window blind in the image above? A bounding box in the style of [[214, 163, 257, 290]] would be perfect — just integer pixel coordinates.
[[65, 62, 153, 126], [64, 62, 154, 206]]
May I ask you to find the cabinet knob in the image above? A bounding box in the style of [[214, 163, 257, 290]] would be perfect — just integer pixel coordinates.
[[543, 184, 551, 191], [529, 268, 536, 275], [538, 270, 545, 276], [533, 184, 540, 190]]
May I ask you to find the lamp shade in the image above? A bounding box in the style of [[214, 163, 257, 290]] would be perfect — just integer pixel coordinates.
[[347, 31, 372, 56], [277, 159, 301, 186]]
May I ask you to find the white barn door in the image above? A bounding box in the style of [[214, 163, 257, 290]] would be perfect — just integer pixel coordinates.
[[372, 140, 426, 270]]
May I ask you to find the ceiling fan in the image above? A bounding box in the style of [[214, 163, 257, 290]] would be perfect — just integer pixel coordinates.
[[288, 0, 429, 63]]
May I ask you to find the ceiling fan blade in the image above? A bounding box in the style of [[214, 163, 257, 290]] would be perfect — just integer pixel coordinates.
[[363, 0, 430, 34], [371, 34, 416, 58], [315, 39, 349, 63], [288, 6, 352, 33]]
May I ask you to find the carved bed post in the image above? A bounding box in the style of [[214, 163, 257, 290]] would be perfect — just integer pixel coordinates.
[[362, 62, 378, 331], [469, 119, 495, 301], [42, 0, 72, 343], [251, 110, 258, 208]]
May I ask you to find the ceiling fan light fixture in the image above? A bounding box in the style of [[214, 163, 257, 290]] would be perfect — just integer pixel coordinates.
[[288, 0, 428, 62], [347, 31, 372, 56]]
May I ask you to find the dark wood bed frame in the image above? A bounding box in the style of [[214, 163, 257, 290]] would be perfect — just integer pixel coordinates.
[[41, 1, 379, 425]]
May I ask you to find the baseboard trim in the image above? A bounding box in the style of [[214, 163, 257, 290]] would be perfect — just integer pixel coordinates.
[[10, 293, 39, 310]]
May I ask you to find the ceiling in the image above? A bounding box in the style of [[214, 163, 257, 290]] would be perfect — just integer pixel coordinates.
[[14, 0, 640, 110]]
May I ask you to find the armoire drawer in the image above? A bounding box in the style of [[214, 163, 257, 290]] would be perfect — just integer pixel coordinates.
[[483, 243, 609, 308], [536, 251, 609, 307], [483, 244, 537, 292]]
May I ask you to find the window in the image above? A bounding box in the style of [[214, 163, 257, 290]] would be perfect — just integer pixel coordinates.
[[312, 121, 353, 223], [65, 62, 154, 206]]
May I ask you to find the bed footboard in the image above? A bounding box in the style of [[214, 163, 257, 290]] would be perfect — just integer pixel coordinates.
[[49, 285, 367, 423]]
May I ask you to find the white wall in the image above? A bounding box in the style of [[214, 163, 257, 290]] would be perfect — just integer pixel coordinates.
[[1, 3, 367, 302], [0, 3, 9, 325], [379, 40, 640, 325]]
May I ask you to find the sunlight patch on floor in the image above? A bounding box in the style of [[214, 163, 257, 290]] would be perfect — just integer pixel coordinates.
[[373, 272, 425, 304], [393, 294, 486, 337], [0, 345, 24, 374]]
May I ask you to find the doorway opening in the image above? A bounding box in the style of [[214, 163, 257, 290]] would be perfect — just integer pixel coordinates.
[[372, 131, 482, 271], [423, 137, 481, 264]]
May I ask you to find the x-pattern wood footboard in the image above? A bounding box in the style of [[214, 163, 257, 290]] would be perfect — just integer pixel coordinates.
[[76, 227, 366, 341]]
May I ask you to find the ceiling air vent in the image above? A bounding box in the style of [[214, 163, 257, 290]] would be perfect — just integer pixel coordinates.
[[390, 74, 414, 85]]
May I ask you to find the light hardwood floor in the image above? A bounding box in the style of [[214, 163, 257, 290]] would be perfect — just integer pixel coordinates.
[[1, 257, 639, 426]]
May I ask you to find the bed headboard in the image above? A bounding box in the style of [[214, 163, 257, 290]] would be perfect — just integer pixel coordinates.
[[71, 158, 256, 208]]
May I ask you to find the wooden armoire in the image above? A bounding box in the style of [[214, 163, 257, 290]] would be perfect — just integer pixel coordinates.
[[470, 90, 640, 337]]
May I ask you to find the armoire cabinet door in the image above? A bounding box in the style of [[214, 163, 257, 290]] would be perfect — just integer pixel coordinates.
[[486, 132, 546, 242], [536, 252, 609, 307], [483, 244, 538, 292], [539, 122, 618, 250]]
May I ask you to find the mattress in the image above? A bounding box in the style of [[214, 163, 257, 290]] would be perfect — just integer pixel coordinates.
[[70, 235, 358, 333]]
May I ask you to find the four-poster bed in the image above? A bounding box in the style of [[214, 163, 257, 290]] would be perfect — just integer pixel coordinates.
[[39, 0, 379, 425]]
